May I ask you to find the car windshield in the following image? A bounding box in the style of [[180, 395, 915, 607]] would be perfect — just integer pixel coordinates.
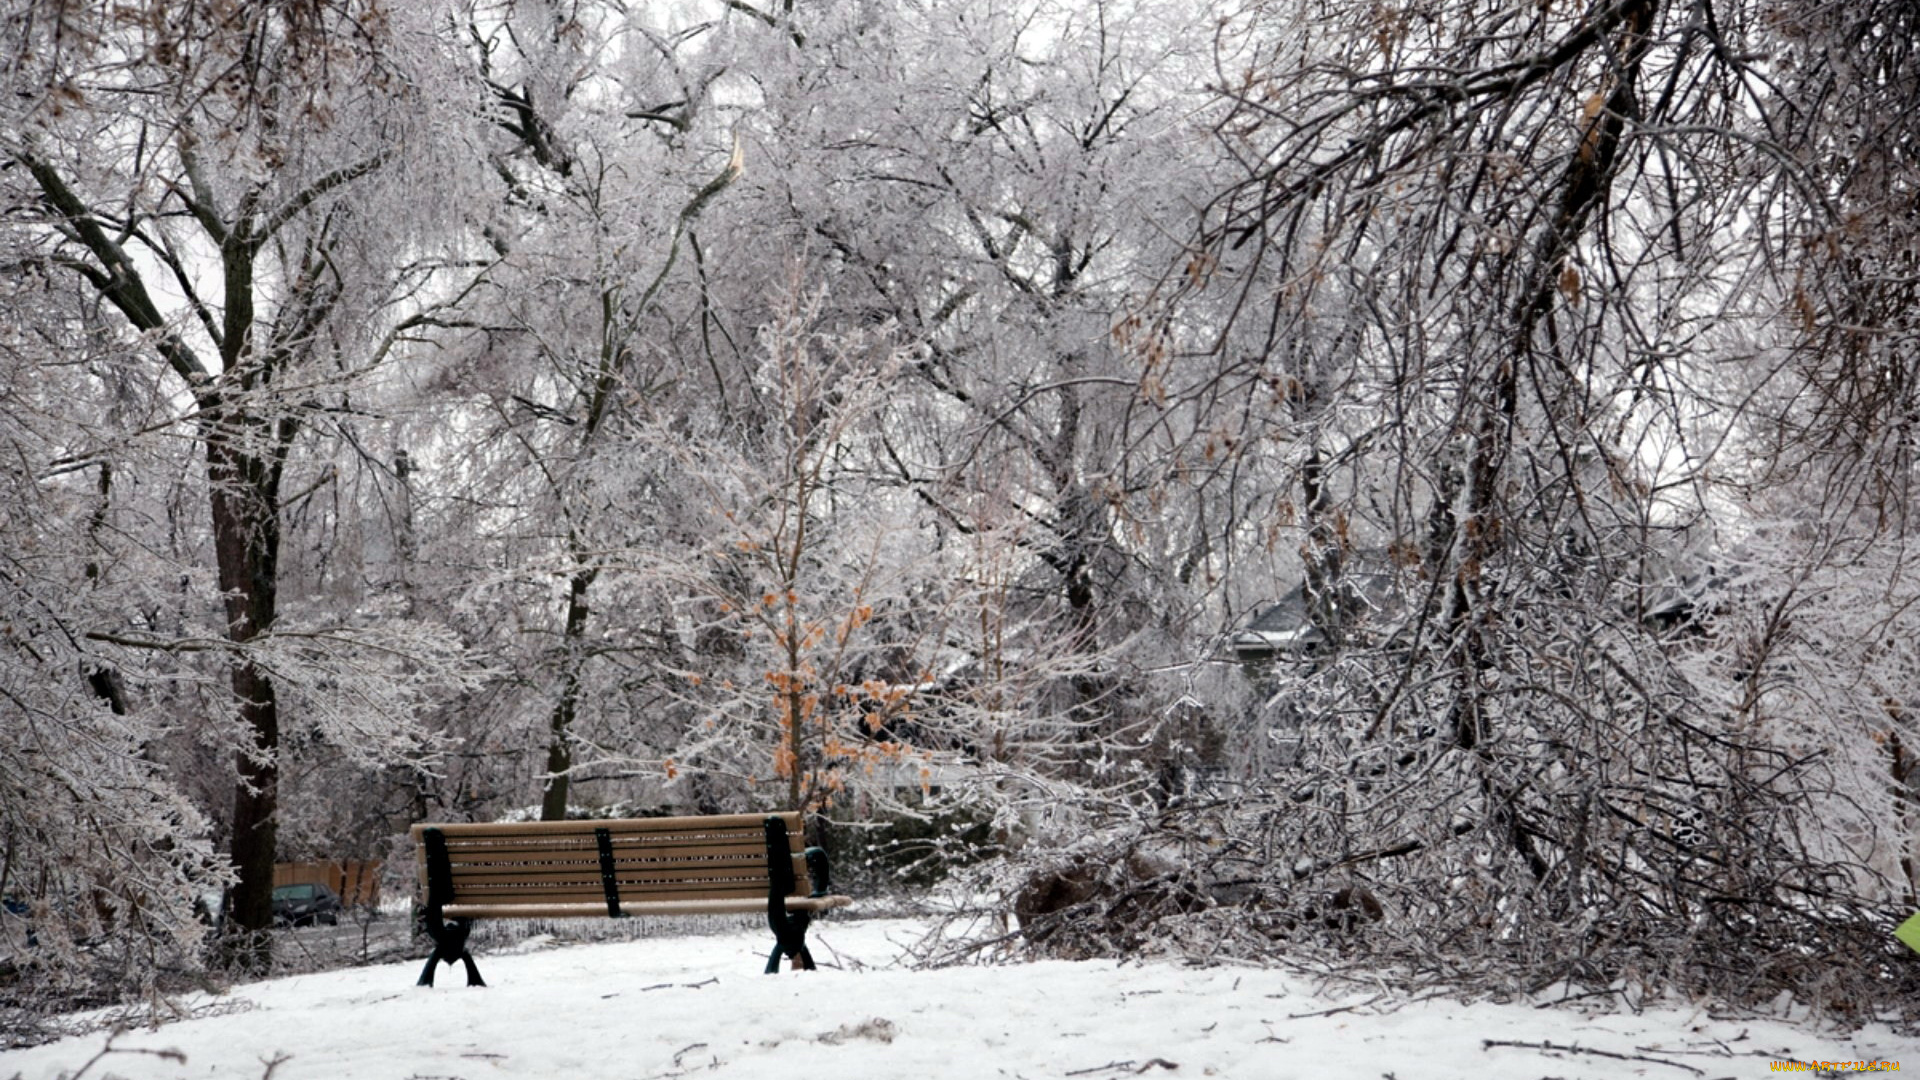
[[275, 885, 315, 900]]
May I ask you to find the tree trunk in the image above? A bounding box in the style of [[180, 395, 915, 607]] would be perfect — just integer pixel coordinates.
[[207, 429, 284, 971], [541, 571, 594, 821]]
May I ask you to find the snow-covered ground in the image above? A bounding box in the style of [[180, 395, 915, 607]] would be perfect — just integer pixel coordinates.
[[2, 917, 1912, 1079]]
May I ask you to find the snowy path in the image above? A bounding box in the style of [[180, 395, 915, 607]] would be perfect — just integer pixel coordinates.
[[2, 919, 1911, 1079]]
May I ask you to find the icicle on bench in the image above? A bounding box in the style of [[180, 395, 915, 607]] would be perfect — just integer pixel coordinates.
[[409, 812, 851, 987]]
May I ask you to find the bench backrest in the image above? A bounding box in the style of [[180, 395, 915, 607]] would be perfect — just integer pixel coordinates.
[[410, 812, 809, 914]]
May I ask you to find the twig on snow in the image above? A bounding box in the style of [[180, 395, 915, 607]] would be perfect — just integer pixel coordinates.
[[1282, 992, 1385, 1019], [1482, 1038, 1705, 1075], [1065, 1059, 1179, 1075]]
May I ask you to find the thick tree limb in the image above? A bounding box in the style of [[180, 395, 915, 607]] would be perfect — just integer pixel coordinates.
[[21, 151, 214, 389]]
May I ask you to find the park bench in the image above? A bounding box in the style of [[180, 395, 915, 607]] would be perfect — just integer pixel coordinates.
[[409, 811, 850, 987]]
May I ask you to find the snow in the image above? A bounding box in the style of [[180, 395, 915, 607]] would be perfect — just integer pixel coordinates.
[[3, 918, 1912, 1079]]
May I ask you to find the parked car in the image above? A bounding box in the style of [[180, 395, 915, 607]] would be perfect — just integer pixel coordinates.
[[271, 882, 343, 927]]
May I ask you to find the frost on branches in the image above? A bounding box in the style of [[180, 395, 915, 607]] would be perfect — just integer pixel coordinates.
[[3, 0, 1920, 1035], [962, 0, 1920, 1022]]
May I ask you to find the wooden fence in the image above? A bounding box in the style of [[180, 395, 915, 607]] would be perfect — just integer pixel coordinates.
[[273, 860, 381, 909]]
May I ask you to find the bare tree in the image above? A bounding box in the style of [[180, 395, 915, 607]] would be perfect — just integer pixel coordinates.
[[1091, 0, 1920, 1013], [4, 0, 482, 970], [685, 0, 1241, 822], [411, 0, 758, 821]]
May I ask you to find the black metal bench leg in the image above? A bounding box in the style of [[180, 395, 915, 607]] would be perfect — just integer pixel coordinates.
[[763, 913, 815, 973], [456, 946, 486, 987], [762, 816, 821, 973], [417, 947, 486, 987], [418, 912, 485, 988]]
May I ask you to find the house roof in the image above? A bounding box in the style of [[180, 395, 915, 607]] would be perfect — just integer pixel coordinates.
[[1230, 584, 1325, 658], [1230, 571, 1398, 661]]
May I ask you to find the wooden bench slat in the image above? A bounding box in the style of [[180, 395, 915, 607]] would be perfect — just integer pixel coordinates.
[[441, 864, 804, 885], [436, 839, 775, 863], [441, 894, 852, 919], [439, 849, 798, 864], [437, 857, 802, 883], [412, 813, 794, 839], [445, 883, 775, 899], [443, 884, 777, 904], [450, 865, 788, 882], [446, 863, 804, 886], [447, 885, 768, 899], [434, 830, 767, 846], [434, 828, 780, 847], [443, 866, 782, 884]]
